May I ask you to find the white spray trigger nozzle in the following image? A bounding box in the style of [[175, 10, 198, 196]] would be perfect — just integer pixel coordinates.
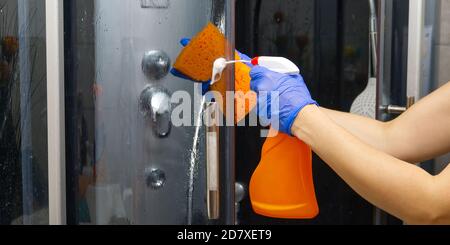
[[211, 58, 228, 85], [211, 58, 251, 85]]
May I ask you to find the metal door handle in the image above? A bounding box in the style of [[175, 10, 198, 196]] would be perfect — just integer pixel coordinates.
[[379, 105, 407, 115], [379, 96, 416, 115]]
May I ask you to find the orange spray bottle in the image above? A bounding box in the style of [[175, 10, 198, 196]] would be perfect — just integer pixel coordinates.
[[250, 129, 319, 219]]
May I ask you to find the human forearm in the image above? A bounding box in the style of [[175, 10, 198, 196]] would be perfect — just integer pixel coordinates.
[[293, 105, 446, 224], [249, 64, 450, 223], [383, 82, 450, 162], [319, 107, 390, 156]]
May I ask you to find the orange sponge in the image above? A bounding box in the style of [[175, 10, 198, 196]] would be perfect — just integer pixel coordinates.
[[232, 53, 257, 123], [174, 23, 226, 81], [173, 22, 256, 123]]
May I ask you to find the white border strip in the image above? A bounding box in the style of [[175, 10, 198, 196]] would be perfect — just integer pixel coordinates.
[[46, 0, 66, 225], [407, 0, 425, 100]]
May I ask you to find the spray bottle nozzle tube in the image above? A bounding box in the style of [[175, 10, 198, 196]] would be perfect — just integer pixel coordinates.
[[211, 56, 300, 86], [211, 58, 251, 85]]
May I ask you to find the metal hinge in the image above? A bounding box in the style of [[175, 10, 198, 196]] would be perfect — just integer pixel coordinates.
[[141, 0, 170, 9]]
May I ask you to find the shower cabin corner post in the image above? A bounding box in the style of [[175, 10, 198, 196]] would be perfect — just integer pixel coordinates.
[[46, 0, 67, 225], [407, 0, 425, 104]]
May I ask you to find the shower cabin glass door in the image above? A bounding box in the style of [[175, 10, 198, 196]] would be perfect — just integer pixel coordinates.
[[64, 0, 235, 225], [0, 0, 48, 225]]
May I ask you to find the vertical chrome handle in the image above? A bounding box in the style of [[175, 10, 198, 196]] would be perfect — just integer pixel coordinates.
[[205, 102, 220, 220]]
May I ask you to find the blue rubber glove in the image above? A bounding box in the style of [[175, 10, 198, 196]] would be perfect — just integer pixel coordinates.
[[250, 66, 318, 135], [171, 38, 251, 95]]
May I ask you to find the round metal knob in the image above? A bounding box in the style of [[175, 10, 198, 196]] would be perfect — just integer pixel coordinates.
[[235, 182, 246, 203], [142, 50, 171, 81], [145, 168, 166, 190], [139, 86, 172, 138]]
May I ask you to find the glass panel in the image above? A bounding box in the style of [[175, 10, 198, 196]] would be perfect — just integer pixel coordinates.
[[64, 0, 234, 225], [422, 0, 450, 175], [0, 0, 47, 225]]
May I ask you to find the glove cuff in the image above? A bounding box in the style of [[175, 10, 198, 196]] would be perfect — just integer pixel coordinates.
[[286, 100, 319, 136]]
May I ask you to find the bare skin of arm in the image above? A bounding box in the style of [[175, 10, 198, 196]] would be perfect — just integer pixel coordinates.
[[320, 82, 450, 163], [291, 82, 450, 224]]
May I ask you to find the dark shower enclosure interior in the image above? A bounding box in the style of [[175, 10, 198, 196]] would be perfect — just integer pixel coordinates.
[[235, 0, 401, 225]]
